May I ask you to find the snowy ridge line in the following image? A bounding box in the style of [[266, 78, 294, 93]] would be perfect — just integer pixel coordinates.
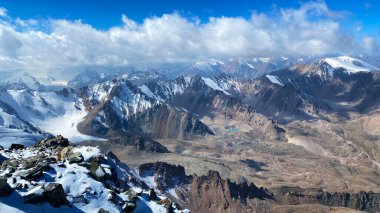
[[324, 56, 379, 74]]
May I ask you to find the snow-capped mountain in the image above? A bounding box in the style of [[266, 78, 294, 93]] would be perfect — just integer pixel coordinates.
[[180, 57, 317, 80], [0, 69, 288, 146], [241, 56, 380, 119], [0, 72, 46, 91], [0, 86, 102, 147], [323, 56, 379, 74], [0, 55, 378, 145], [68, 69, 166, 89]]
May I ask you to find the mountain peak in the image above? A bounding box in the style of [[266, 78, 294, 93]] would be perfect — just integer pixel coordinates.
[[323, 56, 378, 74]]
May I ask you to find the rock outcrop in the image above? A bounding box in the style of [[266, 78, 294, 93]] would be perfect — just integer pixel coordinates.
[[0, 136, 186, 212], [274, 189, 380, 212], [187, 170, 271, 213], [138, 162, 191, 191], [34, 135, 69, 148], [109, 134, 170, 153]]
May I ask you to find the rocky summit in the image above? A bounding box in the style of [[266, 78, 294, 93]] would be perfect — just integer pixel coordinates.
[[0, 136, 188, 213]]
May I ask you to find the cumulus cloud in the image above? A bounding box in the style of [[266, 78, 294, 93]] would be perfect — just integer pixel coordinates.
[[0, 1, 377, 75]]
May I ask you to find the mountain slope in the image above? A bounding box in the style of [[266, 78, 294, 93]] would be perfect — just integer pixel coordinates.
[[240, 57, 380, 120]]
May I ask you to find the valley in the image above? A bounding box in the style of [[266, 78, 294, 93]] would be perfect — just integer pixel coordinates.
[[1, 55, 380, 212]]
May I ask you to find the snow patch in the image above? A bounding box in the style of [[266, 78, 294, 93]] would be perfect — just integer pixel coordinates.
[[265, 75, 284, 86], [139, 85, 155, 98], [201, 77, 231, 95]]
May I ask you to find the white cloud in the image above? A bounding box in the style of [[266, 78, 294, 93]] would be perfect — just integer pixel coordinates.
[[0, 1, 377, 76], [0, 7, 7, 17]]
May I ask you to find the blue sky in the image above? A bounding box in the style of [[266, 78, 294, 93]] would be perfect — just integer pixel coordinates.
[[0, 0, 378, 74], [1, 0, 379, 35]]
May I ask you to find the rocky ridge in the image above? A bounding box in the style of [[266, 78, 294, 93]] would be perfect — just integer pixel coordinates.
[[135, 162, 380, 213], [0, 136, 188, 213]]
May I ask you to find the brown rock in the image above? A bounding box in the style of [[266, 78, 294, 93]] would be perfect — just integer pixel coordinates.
[[58, 146, 73, 161]]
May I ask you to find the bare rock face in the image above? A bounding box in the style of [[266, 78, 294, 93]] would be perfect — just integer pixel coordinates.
[[274, 189, 380, 212], [138, 162, 191, 191], [77, 81, 214, 141], [129, 104, 215, 139], [108, 134, 169, 153], [187, 170, 271, 213], [241, 65, 380, 119], [170, 75, 286, 141]]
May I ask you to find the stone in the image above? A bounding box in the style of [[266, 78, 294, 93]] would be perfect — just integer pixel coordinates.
[[15, 162, 49, 181], [72, 195, 88, 204], [44, 183, 69, 207], [0, 145, 3, 150], [90, 161, 106, 181], [23, 156, 41, 169], [1, 159, 20, 171], [34, 135, 69, 148], [97, 208, 109, 213], [122, 202, 136, 212], [57, 163, 66, 168], [58, 146, 73, 161], [125, 189, 139, 202], [149, 188, 158, 201], [10, 143, 25, 150], [23, 185, 45, 204], [0, 176, 13, 196], [68, 152, 84, 164], [16, 183, 23, 189]]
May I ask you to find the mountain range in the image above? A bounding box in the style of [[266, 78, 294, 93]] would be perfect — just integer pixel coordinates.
[[1, 55, 380, 212]]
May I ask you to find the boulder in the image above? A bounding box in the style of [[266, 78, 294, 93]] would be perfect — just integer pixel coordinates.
[[125, 189, 139, 202], [1, 159, 19, 171], [58, 146, 73, 161], [72, 195, 88, 204], [10, 143, 25, 150], [149, 188, 158, 201], [0, 177, 13, 196], [122, 202, 136, 212], [68, 152, 84, 164], [90, 161, 106, 181], [23, 185, 45, 204], [34, 135, 69, 148], [16, 169, 43, 181], [44, 183, 69, 207], [23, 156, 43, 170], [16, 162, 49, 181]]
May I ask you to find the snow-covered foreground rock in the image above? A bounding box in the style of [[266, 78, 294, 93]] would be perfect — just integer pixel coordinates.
[[0, 136, 188, 213]]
